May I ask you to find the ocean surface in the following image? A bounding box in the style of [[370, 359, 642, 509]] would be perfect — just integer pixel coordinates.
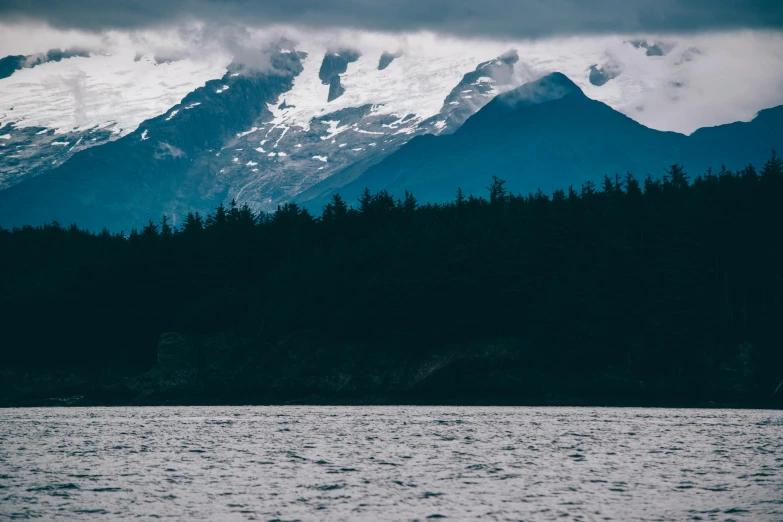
[[0, 407, 781, 521]]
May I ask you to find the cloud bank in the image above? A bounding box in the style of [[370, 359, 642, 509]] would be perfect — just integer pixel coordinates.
[[1, 0, 781, 38]]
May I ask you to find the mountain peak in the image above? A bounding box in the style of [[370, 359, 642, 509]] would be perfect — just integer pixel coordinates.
[[533, 71, 580, 89], [496, 72, 582, 109]]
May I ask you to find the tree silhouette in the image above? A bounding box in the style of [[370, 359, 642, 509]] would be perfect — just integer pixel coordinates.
[[487, 176, 508, 204], [182, 212, 204, 235], [2, 151, 782, 406]]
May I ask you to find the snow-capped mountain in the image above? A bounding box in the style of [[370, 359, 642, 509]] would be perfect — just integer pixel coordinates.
[[0, 48, 230, 188], [1, 31, 782, 230], [209, 45, 525, 211], [0, 43, 302, 231], [308, 72, 782, 208]]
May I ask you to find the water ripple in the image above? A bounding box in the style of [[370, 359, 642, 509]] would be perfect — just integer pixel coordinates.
[[0, 407, 781, 521]]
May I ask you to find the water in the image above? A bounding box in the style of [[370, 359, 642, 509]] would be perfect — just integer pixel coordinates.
[[1, 407, 781, 521]]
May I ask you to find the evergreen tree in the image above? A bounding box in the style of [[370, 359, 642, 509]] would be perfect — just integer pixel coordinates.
[[228, 198, 240, 225], [487, 176, 508, 204], [665, 164, 689, 189], [141, 220, 159, 238], [456, 187, 465, 206], [236, 203, 257, 230], [323, 194, 349, 222], [625, 173, 642, 197], [358, 188, 373, 214], [402, 190, 418, 213], [601, 174, 614, 194], [761, 149, 783, 181], [644, 174, 661, 196], [206, 202, 228, 230], [614, 173, 625, 194], [160, 215, 174, 237], [182, 212, 205, 235], [373, 190, 396, 215], [272, 202, 313, 228], [741, 164, 758, 181]]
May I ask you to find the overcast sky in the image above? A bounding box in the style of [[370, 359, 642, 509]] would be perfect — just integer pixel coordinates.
[[1, 1, 782, 136], [1, 0, 781, 38]]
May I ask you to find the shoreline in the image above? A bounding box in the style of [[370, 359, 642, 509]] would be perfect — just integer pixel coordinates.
[[4, 394, 782, 410]]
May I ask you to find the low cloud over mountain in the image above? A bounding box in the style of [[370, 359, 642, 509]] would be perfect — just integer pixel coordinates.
[[1, 0, 781, 38]]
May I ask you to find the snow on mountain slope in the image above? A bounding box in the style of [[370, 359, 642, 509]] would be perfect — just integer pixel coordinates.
[[311, 72, 783, 211], [0, 51, 229, 133], [202, 36, 532, 211], [1, 28, 782, 217], [0, 43, 306, 232], [0, 50, 230, 187], [265, 35, 525, 132], [33, 29, 770, 215]]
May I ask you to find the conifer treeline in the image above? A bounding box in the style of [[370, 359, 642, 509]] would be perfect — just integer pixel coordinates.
[[1, 152, 783, 391]]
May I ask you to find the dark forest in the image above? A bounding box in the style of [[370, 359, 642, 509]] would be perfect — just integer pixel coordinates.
[[2, 152, 783, 406]]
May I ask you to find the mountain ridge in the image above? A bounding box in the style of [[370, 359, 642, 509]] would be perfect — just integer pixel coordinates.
[[299, 72, 782, 210], [0, 45, 305, 232], [1, 70, 782, 230]]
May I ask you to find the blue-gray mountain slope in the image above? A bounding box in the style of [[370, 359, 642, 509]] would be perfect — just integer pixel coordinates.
[[0, 45, 304, 232], [302, 73, 783, 209]]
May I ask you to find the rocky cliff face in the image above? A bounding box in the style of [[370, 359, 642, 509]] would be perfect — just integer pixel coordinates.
[[378, 50, 403, 71], [318, 50, 362, 102]]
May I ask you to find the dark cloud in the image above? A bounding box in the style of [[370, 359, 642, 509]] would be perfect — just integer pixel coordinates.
[[1, 0, 781, 37]]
